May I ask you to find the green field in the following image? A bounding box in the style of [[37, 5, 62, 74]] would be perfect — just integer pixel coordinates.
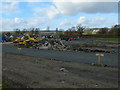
[[98, 37, 120, 41]]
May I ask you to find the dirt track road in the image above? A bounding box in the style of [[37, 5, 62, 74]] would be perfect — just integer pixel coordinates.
[[2, 53, 118, 88]]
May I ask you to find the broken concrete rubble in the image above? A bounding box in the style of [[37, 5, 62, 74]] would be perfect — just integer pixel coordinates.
[[38, 39, 69, 50], [59, 68, 68, 72]]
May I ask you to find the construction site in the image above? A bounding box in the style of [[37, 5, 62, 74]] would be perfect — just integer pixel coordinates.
[[1, 1, 119, 89], [1, 29, 119, 89]]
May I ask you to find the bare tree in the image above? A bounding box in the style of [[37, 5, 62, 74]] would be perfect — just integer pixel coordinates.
[[14, 29, 21, 36], [109, 24, 120, 36], [76, 24, 85, 37], [35, 28, 40, 37]]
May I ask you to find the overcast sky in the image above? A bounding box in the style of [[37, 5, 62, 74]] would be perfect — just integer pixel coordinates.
[[1, 0, 119, 31]]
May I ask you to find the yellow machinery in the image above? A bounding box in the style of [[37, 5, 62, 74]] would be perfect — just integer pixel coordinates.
[[13, 37, 21, 43], [13, 34, 40, 48]]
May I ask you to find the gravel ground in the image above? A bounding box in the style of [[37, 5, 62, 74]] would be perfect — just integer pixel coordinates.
[[63, 38, 119, 45], [2, 44, 118, 66], [2, 53, 118, 88], [63, 39, 120, 54]]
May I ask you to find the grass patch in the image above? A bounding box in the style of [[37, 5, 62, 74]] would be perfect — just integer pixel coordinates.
[[2, 84, 9, 88], [97, 37, 120, 41], [2, 84, 12, 90]]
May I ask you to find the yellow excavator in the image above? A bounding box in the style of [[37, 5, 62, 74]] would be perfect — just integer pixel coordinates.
[[13, 37, 21, 43], [13, 34, 40, 48]]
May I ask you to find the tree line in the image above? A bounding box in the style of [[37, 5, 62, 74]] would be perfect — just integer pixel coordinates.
[[97, 24, 120, 36], [14, 28, 40, 37], [59, 24, 120, 38], [3, 24, 119, 39]]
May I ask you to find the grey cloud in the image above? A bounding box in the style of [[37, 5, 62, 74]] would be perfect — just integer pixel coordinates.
[[54, 2, 118, 16]]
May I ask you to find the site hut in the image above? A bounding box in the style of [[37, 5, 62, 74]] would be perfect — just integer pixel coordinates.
[[40, 31, 58, 39]]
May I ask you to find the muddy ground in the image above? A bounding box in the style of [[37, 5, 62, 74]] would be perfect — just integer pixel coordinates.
[[2, 52, 118, 88], [63, 39, 120, 54]]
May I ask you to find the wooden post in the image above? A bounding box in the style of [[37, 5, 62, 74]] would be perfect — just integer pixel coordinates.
[[96, 53, 104, 65], [98, 55, 100, 64]]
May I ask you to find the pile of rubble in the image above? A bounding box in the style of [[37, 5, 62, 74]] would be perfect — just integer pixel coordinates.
[[70, 44, 120, 54], [39, 39, 69, 50]]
